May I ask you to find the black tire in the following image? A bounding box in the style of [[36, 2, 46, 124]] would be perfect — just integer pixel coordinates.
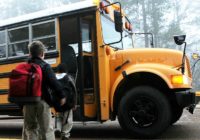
[[170, 105, 183, 124], [118, 86, 172, 138]]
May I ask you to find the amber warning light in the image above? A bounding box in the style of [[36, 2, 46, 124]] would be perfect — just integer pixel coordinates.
[[100, 1, 110, 14], [125, 22, 132, 31]]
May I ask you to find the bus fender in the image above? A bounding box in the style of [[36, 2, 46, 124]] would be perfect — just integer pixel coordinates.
[[110, 65, 174, 112]]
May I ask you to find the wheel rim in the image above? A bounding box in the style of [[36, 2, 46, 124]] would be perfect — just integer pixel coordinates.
[[127, 96, 158, 128]]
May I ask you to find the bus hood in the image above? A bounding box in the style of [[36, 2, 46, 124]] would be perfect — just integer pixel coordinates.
[[112, 48, 185, 71]]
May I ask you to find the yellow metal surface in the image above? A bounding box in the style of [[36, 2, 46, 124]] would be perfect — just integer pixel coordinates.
[[109, 48, 192, 111], [0, 95, 9, 104], [93, 0, 100, 5], [84, 93, 97, 118], [96, 11, 110, 120], [84, 103, 97, 118], [0, 78, 9, 90], [196, 91, 200, 97], [109, 48, 192, 89]]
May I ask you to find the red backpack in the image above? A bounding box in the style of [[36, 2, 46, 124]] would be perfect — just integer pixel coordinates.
[[8, 63, 42, 104]]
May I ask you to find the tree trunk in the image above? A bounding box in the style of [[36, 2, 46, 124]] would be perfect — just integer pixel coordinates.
[[141, 0, 149, 48], [151, 0, 159, 48]]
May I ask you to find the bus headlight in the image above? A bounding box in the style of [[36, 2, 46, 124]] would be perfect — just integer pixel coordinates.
[[171, 75, 190, 85]]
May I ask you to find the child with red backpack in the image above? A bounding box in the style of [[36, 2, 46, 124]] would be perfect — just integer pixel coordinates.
[[9, 41, 66, 140]]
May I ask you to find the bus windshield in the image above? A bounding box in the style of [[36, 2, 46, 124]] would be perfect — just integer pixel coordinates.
[[101, 15, 133, 50]]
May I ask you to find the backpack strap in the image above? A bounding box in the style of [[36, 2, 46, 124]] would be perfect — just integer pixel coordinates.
[[38, 62, 47, 70], [27, 57, 47, 71], [67, 74, 77, 107]]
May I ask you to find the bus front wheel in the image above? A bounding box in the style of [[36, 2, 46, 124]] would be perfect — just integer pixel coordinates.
[[170, 104, 183, 124], [117, 86, 172, 138]]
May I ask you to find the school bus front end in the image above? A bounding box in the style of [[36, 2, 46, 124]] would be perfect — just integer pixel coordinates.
[[95, 1, 195, 138], [104, 48, 195, 138]]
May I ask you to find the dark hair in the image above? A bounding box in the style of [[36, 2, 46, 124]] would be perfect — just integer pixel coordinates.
[[28, 41, 45, 57], [57, 63, 68, 73]]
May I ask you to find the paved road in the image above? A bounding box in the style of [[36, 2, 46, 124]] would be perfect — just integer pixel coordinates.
[[0, 108, 200, 140]]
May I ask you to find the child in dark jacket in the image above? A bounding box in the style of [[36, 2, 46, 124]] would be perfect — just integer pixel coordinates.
[[55, 63, 74, 140]]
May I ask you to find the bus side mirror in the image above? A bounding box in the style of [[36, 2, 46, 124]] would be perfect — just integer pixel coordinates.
[[114, 10, 123, 33], [174, 35, 186, 45], [173, 34, 187, 74]]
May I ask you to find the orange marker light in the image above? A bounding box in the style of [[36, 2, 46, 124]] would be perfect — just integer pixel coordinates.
[[105, 7, 110, 14], [125, 22, 130, 30], [106, 46, 111, 55], [125, 22, 133, 31]]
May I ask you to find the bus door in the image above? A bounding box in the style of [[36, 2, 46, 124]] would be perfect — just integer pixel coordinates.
[[80, 15, 98, 120], [59, 14, 98, 121]]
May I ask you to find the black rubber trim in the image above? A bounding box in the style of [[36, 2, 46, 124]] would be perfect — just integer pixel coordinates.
[[8, 97, 41, 103], [0, 73, 10, 78], [175, 90, 195, 107], [0, 104, 20, 111], [0, 51, 59, 65], [0, 89, 8, 95]]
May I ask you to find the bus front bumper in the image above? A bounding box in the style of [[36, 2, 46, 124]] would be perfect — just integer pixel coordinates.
[[175, 90, 196, 113]]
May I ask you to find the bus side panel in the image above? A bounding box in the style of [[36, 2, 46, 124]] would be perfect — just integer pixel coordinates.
[[96, 11, 110, 120]]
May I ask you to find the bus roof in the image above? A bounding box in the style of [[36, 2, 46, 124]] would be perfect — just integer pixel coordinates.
[[0, 0, 99, 28]]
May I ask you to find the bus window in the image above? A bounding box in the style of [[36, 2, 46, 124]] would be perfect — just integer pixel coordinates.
[[8, 26, 29, 57], [101, 15, 122, 49], [0, 31, 6, 58], [0, 31, 5, 45], [59, 17, 79, 63], [123, 31, 133, 49], [82, 23, 92, 53], [81, 20, 94, 89], [32, 21, 56, 51]]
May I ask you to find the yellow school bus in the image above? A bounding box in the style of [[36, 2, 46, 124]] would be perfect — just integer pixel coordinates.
[[0, 0, 196, 138]]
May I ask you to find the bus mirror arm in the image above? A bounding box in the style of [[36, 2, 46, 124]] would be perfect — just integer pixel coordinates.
[[135, 32, 154, 48], [173, 35, 187, 74], [181, 42, 187, 74]]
